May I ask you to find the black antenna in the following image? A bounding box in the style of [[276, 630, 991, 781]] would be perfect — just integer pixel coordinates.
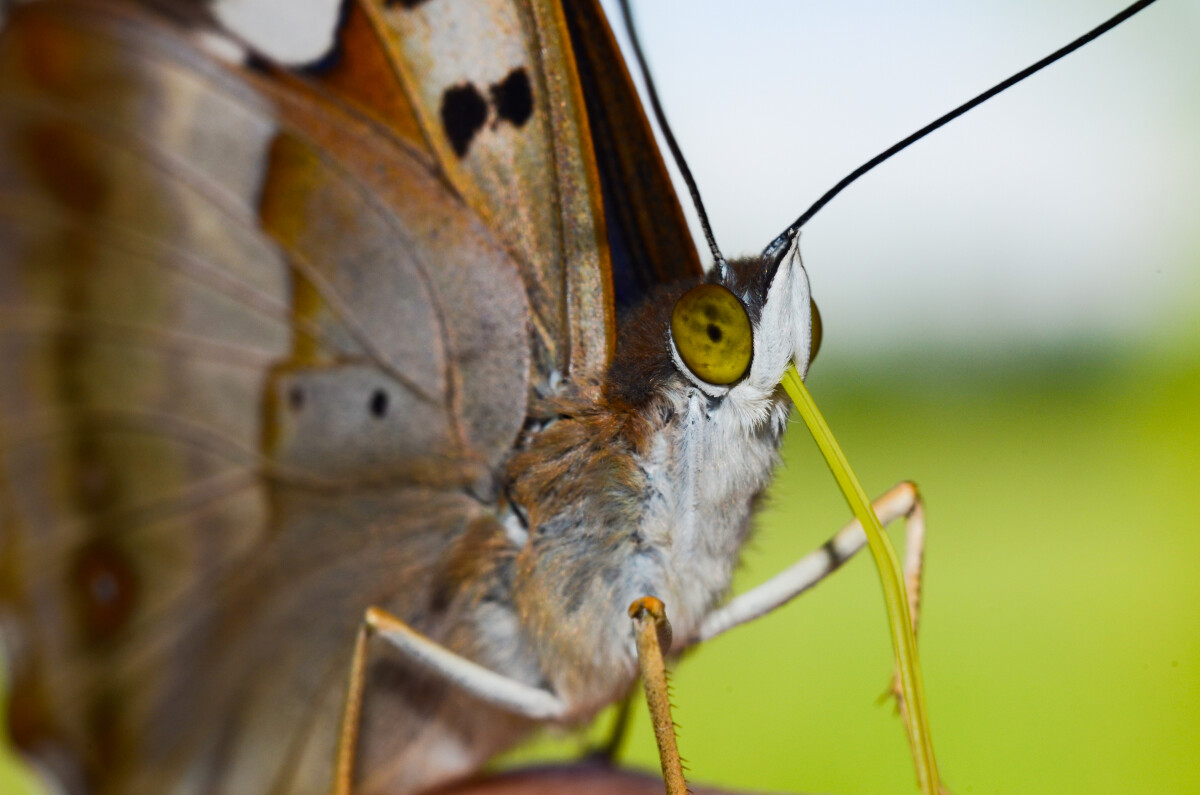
[[765, 0, 1160, 257], [618, 0, 727, 272]]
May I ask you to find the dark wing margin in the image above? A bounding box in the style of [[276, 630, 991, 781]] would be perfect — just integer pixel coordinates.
[[562, 0, 703, 309]]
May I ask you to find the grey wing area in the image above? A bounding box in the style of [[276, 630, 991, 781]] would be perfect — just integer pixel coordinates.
[[0, 2, 530, 793]]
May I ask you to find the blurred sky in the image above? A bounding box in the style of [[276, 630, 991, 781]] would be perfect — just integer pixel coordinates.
[[599, 0, 1200, 355]]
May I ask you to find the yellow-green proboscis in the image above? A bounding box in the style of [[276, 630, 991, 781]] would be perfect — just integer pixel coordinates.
[[783, 365, 940, 795]]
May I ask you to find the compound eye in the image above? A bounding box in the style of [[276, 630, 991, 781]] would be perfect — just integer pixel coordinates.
[[670, 284, 752, 385], [809, 299, 823, 366]]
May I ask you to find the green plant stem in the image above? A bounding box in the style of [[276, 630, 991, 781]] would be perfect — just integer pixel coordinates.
[[782, 365, 939, 795]]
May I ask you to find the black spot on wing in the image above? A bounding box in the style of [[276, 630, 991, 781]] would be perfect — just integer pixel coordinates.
[[490, 68, 533, 128], [369, 388, 389, 418], [441, 83, 489, 157]]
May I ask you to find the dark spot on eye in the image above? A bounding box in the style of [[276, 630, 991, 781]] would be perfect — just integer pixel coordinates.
[[71, 540, 137, 645], [440, 83, 488, 157], [490, 68, 533, 128], [703, 305, 720, 321], [288, 385, 304, 410], [706, 324, 722, 342], [370, 389, 388, 418]]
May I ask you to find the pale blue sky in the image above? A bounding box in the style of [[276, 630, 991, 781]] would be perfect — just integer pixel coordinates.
[[600, 0, 1200, 354]]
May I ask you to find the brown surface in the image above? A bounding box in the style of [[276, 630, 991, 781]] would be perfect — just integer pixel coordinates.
[[434, 763, 782, 795]]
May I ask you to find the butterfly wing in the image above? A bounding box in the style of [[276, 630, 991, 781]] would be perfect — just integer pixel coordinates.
[[0, 0, 699, 793], [0, 1, 531, 791], [361, 0, 703, 377]]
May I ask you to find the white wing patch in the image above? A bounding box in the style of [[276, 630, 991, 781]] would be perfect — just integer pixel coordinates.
[[211, 0, 344, 66]]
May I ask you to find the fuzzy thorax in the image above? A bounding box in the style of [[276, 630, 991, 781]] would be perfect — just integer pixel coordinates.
[[503, 240, 814, 719]]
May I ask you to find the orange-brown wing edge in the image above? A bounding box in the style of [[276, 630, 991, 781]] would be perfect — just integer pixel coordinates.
[[562, 0, 704, 303]]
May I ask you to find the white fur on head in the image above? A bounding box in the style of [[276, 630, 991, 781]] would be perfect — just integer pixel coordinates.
[[720, 237, 812, 431], [780, 237, 815, 379], [637, 239, 813, 648]]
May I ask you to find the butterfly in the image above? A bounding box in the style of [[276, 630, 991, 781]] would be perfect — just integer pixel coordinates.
[[0, 0, 1179, 794]]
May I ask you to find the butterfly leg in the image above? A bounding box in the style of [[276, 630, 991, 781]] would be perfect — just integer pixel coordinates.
[[332, 606, 568, 795], [690, 481, 927, 713], [628, 596, 688, 795]]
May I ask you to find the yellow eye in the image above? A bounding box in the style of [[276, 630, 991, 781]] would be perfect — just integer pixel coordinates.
[[671, 284, 752, 385]]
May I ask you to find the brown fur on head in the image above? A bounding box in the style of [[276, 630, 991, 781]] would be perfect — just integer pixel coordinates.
[[603, 279, 698, 409], [602, 253, 779, 410]]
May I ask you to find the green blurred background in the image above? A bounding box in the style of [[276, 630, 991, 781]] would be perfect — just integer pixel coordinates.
[[3, 0, 1198, 793]]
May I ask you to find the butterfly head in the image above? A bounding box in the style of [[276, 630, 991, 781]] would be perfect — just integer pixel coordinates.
[[607, 235, 819, 436]]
